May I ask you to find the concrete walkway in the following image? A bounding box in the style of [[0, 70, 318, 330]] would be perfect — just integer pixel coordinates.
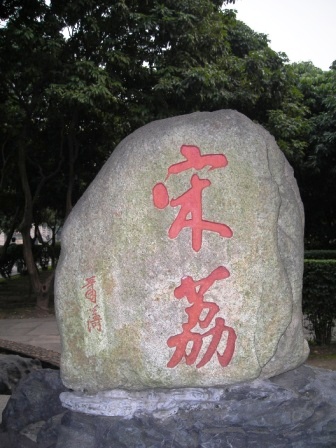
[[0, 317, 61, 424], [0, 317, 61, 353]]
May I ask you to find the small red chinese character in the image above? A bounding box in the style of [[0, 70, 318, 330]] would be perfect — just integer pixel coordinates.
[[87, 305, 102, 333], [82, 276, 97, 303], [167, 266, 236, 368]]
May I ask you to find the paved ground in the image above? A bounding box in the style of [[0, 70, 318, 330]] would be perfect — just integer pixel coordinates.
[[0, 317, 60, 352], [0, 317, 61, 424]]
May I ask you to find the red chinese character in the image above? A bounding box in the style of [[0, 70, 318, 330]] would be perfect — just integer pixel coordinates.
[[87, 305, 102, 333], [169, 174, 232, 251], [152, 145, 232, 251], [167, 266, 236, 368], [166, 145, 228, 179], [82, 276, 97, 303]]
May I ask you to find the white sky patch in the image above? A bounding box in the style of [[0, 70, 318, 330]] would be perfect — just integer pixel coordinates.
[[225, 0, 336, 71]]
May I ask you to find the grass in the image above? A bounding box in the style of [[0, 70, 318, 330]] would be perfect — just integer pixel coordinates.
[[0, 270, 55, 318]]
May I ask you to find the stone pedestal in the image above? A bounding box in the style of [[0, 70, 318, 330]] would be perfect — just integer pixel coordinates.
[[3, 366, 329, 448]]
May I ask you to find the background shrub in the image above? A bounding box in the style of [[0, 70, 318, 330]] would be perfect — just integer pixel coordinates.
[[302, 259, 336, 345], [304, 250, 336, 260]]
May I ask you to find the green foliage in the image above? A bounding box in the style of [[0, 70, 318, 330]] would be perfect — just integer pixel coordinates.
[[262, 61, 336, 250], [0, 0, 335, 258], [1, 0, 292, 224], [150, 14, 290, 123], [303, 260, 336, 345], [0, 242, 60, 278], [304, 250, 336, 260], [289, 63, 336, 249], [266, 95, 311, 163]]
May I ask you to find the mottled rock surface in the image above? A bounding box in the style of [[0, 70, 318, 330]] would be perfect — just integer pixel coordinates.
[[55, 110, 308, 392]]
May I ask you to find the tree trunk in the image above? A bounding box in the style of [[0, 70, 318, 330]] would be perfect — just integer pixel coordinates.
[[20, 226, 54, 312], [36, 270, 55, 312], [65, 146, 75, 218], [314, 321, 332, 346], [65, 110, 79, 219], [17, 143, 53, 312], [0, 207, 19, 264]]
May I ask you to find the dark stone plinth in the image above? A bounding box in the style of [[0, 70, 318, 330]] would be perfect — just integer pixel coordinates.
[[0, 354, 42, 394], [1, 365, 336, 447]]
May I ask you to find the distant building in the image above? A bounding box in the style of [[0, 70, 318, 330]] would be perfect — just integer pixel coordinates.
[[0, 224, 61, 246]]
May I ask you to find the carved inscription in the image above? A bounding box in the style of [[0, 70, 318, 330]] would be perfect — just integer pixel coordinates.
[[153, 145, 236, 369], [167, 267, 236, 368], [82, 276, 102, 333], [153, 145, 233, 252]]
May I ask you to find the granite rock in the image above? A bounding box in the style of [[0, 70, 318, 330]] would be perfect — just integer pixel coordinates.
[[55, 110, 309, 392]]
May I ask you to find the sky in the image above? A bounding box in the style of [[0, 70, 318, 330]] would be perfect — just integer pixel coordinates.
[[225, 0, 336, 71]]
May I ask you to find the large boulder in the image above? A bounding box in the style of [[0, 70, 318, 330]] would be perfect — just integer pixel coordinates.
[[55, 110, 309, 393]]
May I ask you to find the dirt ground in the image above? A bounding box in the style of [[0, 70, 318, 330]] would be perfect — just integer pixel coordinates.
[[0, 271, 55, 319], [305, 344, 336, 371], [1, 273, 336, 370]]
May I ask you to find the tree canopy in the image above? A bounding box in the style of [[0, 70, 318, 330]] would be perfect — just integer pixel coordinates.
[[0, 0, 292, 232], [0, 0, 335, 307], [291, 62, 336, 248]]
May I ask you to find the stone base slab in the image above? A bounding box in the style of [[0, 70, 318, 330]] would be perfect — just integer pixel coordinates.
[[2, 365, 336, 447], [60, 363, 336, 422], [61, 387, 234, 419]]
